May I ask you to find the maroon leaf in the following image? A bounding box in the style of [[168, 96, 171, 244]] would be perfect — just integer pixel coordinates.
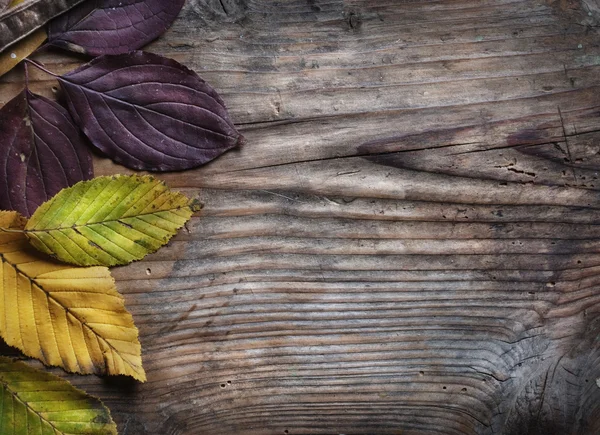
[[0, 89, 93, 217], [47, 0, 185, 56], [58, 51, 244, 172]]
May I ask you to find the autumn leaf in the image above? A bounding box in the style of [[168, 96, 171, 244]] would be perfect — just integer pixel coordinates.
[[0, 0, 87, 54], [48, 0, 186, 56], [0, 210, 146, 381], [25, 174, 200, 267], [0, 0, 46, 78], [0, 29, 46, 78], [0, 89, 93, 217], [0, 356, 117, 434], [58, 51, 245, 171]]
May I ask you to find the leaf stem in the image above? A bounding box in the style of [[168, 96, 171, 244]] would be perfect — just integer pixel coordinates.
[[0, 227, 25, 234], [23, 58, 58, 78], [24, 61, 29, 88]]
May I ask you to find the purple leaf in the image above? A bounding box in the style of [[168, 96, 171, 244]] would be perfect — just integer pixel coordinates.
[[0, 89, 94, 217], [58, 51, 244, 172], [47, 0, 185, 56]]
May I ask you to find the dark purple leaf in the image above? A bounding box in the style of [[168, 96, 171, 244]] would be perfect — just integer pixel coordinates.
[[58, 51, 244, 172], [0, 89, 94, 216], [47, 0, 185, 56]]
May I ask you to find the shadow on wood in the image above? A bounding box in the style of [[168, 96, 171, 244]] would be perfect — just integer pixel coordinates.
[[1, 0, 600, 434]]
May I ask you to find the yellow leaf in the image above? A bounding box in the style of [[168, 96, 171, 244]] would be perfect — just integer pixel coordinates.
[[0, 210, 146, 381], [0, 29, 47, 78], [0, 356, 117, 434], [26, 174, 201, 267]]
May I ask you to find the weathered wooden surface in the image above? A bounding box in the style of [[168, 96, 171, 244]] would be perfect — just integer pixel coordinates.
[[2, 0, 600, 433]]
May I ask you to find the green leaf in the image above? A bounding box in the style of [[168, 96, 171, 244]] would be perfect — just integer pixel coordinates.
[[24, 175, 201, 266], [0, 356, 117, 434]]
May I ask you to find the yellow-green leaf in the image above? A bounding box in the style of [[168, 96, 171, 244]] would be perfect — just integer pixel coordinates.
[[25, 174, 201, 267], [0, 211, 146, 381], [0, 29, 47, 78], [0, 356, 117, 434]]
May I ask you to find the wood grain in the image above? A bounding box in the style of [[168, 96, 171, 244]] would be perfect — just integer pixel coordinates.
[[2, 0, 600, 434]]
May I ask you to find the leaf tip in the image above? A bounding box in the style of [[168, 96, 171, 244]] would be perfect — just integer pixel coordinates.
[[126, 364, 147, 383], [0, 356, 118, 434]]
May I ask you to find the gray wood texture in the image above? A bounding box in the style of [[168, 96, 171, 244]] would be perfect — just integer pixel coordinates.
[[1, 0, 600, 434]]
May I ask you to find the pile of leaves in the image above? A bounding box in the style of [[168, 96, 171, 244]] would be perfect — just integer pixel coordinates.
[[0, 0, 242, 432]]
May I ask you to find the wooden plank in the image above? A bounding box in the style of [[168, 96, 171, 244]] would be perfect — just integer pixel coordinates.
[[2, 0, 600, 434]]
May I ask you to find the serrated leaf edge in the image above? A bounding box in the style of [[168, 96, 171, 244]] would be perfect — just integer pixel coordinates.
[[0, 356, 117, 435], [24, 175, 198, 267], [0, 211, 146, 381]]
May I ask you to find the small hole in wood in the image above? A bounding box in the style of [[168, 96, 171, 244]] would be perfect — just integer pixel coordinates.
[[284, 431, 289, 434], [419, 371, 424, 376], [51, 86, 58, 93], [442, 386, 447, 390], [461, 388, 467, 392], [220, 383, 226, 388], [227, 381, 231, 384], [146, 268, 151, 275]]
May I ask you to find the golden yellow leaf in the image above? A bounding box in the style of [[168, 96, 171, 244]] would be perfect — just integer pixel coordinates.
[[0, 356, 117, 434], [0, 210, 146, 382]]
